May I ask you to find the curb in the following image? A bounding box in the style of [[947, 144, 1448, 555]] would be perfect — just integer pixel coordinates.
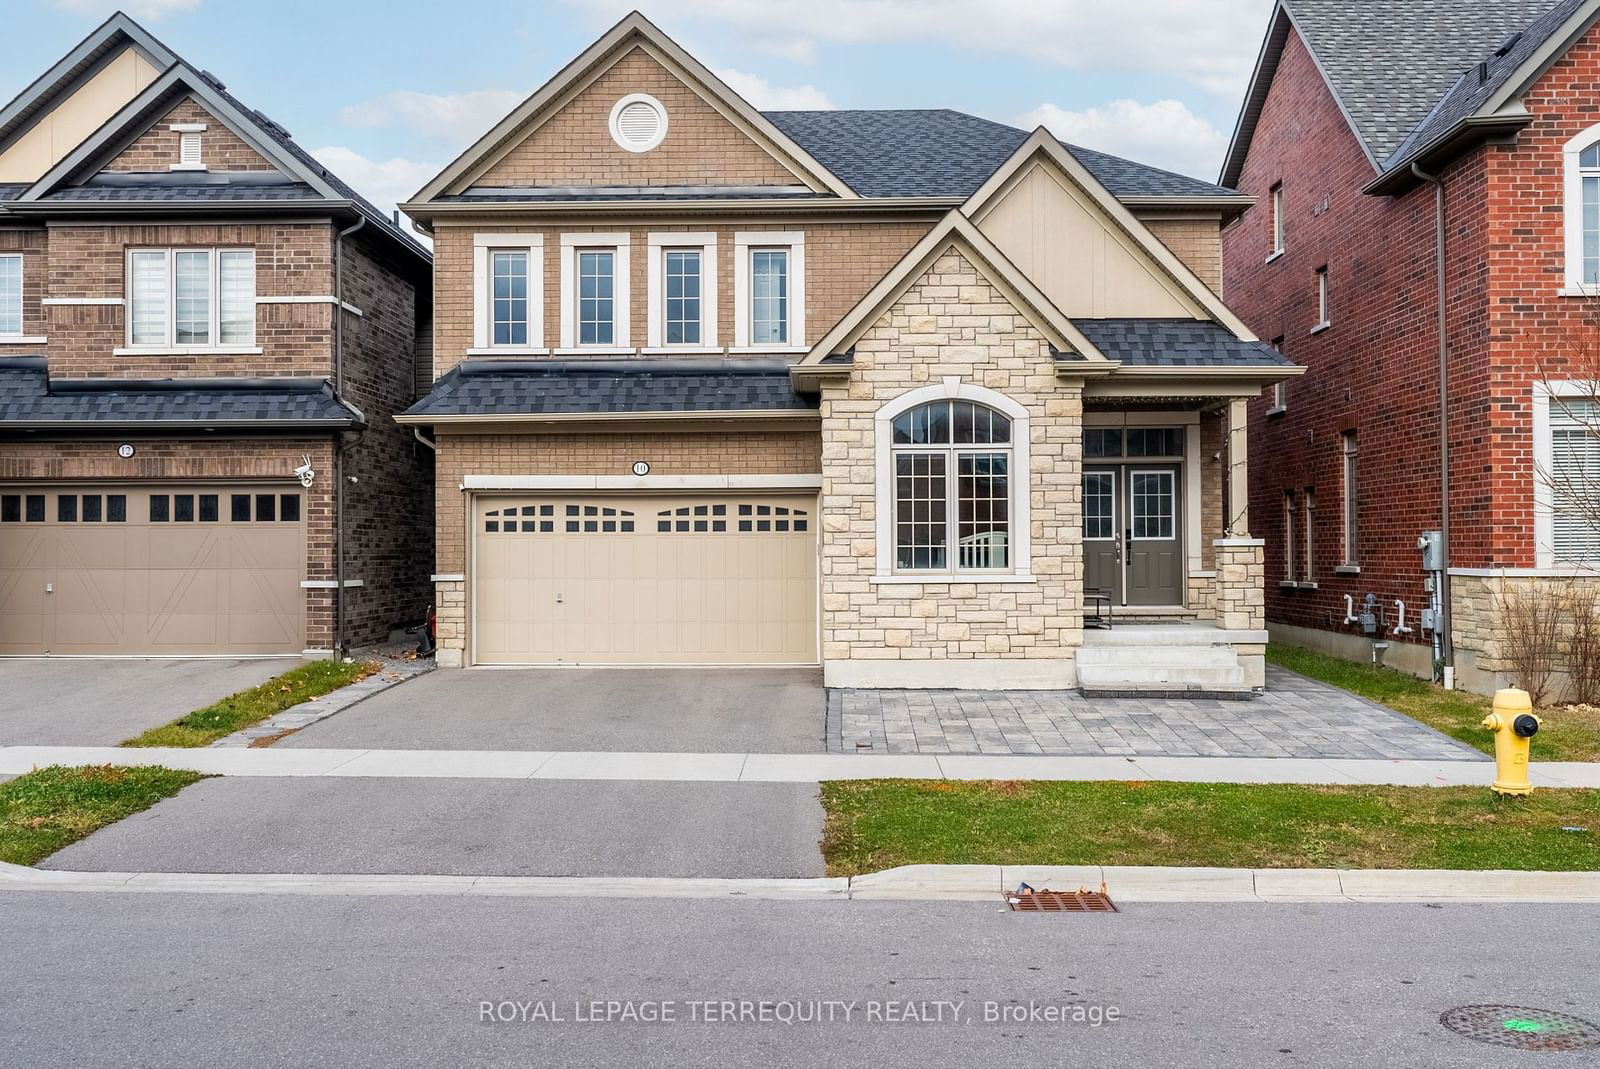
[[5, 861, 1599, 904]]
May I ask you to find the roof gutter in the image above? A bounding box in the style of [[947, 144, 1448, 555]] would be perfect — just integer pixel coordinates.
[[1411, 160, 1454, 685], [1365, 115, 1532, 196]]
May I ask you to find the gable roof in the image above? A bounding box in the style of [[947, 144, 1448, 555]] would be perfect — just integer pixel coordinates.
[[764, 110, 1240, 201], [411, 10, 857, 204], [1223, 0, 1562, 186], [964, 128, 1259, 341], [0, 16, 427, 265], [799, 209, 1110, 366], [0, 12, 175, 152]]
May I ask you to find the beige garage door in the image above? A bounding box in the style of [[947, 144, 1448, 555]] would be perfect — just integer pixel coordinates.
[[0, 486, 306, 655], [473, 494, 818, 665]]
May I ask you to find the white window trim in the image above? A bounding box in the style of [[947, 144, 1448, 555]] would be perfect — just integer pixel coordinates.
[[1340, 430, 1359, 568], [1562, 124, 1600, 292], [872, 378, 1032, 582], [0, 252, 24, 339], [1282, 489, 1296, 581], [646, 232, 718, 349], [124, 247, 256, 350], [1311, 267, 1330, 332], [734, 231, 804, 349], [559, 232, 631, 350], [1269, 183, 1285, 259], [1303, 487, 1316, 584], [473, 233, 544, 351], [1533, 380, 1600, 567]]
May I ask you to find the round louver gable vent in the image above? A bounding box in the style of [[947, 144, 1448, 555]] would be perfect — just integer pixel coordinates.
[[608, 93, 668, 153]]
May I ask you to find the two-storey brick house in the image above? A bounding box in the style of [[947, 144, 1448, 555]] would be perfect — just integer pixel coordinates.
[[1222, 0, 1600, 695], [0, 14, 433, 657], [401, 13, 1298, 690]]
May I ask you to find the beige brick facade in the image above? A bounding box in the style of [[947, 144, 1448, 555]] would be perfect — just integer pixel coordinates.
[[105, 98, 277, 173], [476, 47, 801, 189], [817, 247, 1085, 686], [428, 220, 931, 380], [1139, 213, 1225, 295]]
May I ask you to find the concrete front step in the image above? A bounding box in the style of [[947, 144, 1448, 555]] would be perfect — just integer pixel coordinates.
[[1077, 646, 1242, 668], [1076, 632, 1251, 695], [1077, 664, 1248, 688]]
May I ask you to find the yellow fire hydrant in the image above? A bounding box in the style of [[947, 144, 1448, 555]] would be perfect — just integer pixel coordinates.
[[1481, 688, 1540, 796]]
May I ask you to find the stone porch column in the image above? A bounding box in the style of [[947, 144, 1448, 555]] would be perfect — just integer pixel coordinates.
[[1226, 396, 1250, 536]]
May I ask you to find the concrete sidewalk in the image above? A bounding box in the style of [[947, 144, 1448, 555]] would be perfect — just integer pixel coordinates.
[[5, 744, 1599, 787], [7, 859, 1600, 904]]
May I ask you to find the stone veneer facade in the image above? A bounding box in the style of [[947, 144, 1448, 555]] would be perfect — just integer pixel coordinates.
[[817, 247, 1085, 688]]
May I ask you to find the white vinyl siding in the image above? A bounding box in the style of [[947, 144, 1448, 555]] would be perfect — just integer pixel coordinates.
[[126, 247, 255, 349], [0, 254, 21, 336]]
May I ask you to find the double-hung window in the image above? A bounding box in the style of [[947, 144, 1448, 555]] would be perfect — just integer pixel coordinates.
[[472, 234, 543, 352], [0, 254, 21, 337], [577, 249, 616, 346], [1339, 431, 1359, 568], [646, 233, 716, 350], [663, 249, 701, 345], [126, 247, 255, 348], [890, 400, 1014, 573], [559, 233, 630, 350], [1547, 396, 1600, 562], [734, 231, 804, 349]]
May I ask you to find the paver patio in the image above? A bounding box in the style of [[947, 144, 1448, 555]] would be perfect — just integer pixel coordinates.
[[830, 666, 1484, 760]]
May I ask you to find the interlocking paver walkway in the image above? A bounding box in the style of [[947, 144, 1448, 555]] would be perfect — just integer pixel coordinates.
[[830, 667, 1485, 760]]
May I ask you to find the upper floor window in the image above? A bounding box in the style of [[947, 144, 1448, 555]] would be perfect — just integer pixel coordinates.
[[577, 249, 616, 346], [0, 254, 20, 336], [1269, 183, 1285, 257], [646, 233, 717, 350], [1339, 430, 1359, 569], [1312, 266, 1330, 331], [127, 247, 255, 349], [1563, 129, 1600, 290], [472, 233, 543, 352], [734, 231, 804, 350], [559, 232, 630, 351]]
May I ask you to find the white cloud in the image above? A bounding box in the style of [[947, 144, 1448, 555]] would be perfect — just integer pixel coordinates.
[[566, 0, 1275, 96], [54, 0, 201, 17], [1017, 99, 1229, 180], [713, 68, 835, 111], [339, 89, 526, 144], [309, 146, 440, 227]]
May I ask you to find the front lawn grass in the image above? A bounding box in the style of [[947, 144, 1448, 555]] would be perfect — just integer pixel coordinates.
[[820, 779, 1600, 876], [0, 765, 205, 866], [1266, 643, 1600, 762], [120, 659, 377, 748]]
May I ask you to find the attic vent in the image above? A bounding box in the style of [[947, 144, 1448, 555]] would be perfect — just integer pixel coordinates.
[[180, 132, 202, 166], [608, 93, 668, 153]]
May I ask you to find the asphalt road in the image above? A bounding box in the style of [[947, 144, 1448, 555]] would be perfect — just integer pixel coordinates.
[[41, 776, 827, 877], [281, 666, 827, 752], [4, 893, 1597, 1068], [0, 656, 291, 745]]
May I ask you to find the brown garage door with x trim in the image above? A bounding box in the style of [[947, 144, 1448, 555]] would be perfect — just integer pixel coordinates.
[[0, 486, 306, 655]]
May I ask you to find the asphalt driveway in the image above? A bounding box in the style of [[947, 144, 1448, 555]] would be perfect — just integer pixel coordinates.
[[42, 776, 826, 878], [0, 657, 294, 746], [281, 667, 827, 753]]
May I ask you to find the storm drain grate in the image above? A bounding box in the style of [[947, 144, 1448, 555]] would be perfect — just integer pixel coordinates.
[[1006, 889, 1118, 913], [1440, 1005, 1600, 1052]]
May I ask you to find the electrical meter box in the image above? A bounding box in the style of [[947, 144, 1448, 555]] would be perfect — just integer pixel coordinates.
[[1418, 530, 1445, 572]]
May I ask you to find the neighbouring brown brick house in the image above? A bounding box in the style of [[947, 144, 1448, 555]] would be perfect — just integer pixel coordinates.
[[400, 12, 1298, 691], [0, 14, 432, 657], [1222, 0, 1600, 696]]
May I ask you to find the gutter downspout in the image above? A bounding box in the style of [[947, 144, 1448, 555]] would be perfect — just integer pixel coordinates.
[[1412, 162, 1454, 687], [333, 215, 366, 658]]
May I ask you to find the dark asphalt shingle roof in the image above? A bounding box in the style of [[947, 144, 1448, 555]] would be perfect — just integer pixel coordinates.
[[0, 183, 26, 202], [40, 182, 320, 202], [762, 109, 1239, 199], [1386, 0, 1588, 168], [0, 357, 361, 427], [405, 360, 817, 418], [1072, 319, 1295, 367], [1287, 0, 1561, 165]]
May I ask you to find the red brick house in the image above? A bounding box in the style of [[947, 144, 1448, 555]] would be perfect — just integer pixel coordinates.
[[1221, 0, 1600, 695], [0, 14, 433, 657]]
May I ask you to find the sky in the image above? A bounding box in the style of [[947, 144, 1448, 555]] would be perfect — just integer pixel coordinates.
[[4, 0, 1279, 222]]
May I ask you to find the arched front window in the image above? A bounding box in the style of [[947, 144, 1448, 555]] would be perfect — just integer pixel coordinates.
[[1581, 142, 1600, 286], [890, 400, 1013, 572]]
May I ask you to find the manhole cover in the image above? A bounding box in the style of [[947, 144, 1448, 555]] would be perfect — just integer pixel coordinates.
[[1440, 1005, 1600, 1052], [1006, 889, 1118, 913]]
